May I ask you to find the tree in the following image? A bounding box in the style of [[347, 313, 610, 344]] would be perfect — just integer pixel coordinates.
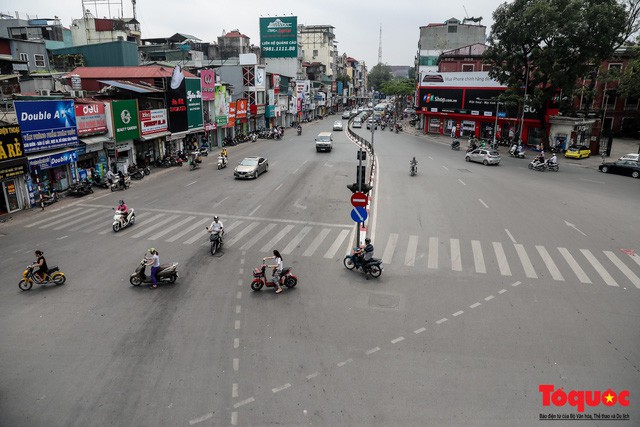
[[335, 73, 351, 86], [407, 67, 416, 80], [380, 78, 415, 97], [367, 64, 392, 91], [484, 0, 634, 146]]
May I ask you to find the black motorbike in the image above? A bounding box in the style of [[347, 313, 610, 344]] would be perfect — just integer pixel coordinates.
[[451, 140, 461, 151], [130, 257, 179, 286], [41, 189, 59, 206], [68, 180, 94, 197], [128, 165, 144, 180], [92, 176, 109, 189], [343, 248, 383, 278]]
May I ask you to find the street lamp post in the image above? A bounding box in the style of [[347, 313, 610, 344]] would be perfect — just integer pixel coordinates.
[[519, 54, 531, 143], [478, 98, 503, 148]]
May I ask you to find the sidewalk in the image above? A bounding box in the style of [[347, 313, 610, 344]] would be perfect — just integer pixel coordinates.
[[401, 121, 640, 170]]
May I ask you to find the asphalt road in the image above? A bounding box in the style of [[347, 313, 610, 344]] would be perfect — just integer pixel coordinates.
[[0, 117, 638, 426]]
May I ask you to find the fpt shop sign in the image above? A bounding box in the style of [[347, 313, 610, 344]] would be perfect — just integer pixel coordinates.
[[14, 100, 78, 153], [111, 100, 139, 142], [30, 150, 78, 171]]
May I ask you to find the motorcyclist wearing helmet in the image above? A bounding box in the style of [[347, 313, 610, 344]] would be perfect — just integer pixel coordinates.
[[355, 238, 374, 270], [143, 248, 160, 289], [116, 199, 129, 217], [206, 216, 224, 243]]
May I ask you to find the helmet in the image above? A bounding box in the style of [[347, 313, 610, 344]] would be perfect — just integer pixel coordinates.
[[365, 238, 371, 244], [214, 216, 219, 221], [148, 247, 156, 254], [119, 200, 124, 205]]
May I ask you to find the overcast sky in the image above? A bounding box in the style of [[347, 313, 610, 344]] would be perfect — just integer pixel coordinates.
[[3, 0, 509, 67]]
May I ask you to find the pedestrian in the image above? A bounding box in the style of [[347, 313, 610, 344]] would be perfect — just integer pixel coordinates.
[[263, 250, 284, 294], [450, 126, 456, 138]]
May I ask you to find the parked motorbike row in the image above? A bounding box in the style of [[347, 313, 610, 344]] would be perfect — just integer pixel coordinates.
[[128, 164, 151, 180], [529, 158, 560, 172]]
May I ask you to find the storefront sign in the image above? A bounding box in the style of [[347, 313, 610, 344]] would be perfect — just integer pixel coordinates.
[[214, 85, 228, 125], [75, 102, 107, 136], [236, 99, 248, 119], [0, 157, 28, 180], [139, 109, 168, 135], [200, 69, 216, 101], [186, 78, 203, 129], [260, 16, 298, 58], [167, 77, 188, 133], [272, 74, 281, 94], [14, 100, 78, 153], [265, 105, 275, 118], [418, 88, 464, 111], [228, 102, 236, 127], [419, 71, 504, 88], [111, 100, 139, 142], [0, 125, 25, 161], [29, 149, 78, 171]]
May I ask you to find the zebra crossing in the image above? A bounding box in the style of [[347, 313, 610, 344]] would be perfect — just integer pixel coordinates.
[[27, 206, 640, 290]]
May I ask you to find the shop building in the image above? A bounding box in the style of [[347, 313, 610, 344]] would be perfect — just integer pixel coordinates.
[[0, 125, 29, 214], [74, 100, 110, 178]]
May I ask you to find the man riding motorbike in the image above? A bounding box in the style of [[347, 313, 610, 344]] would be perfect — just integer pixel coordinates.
[[117, 199, 129, 217], [297, 125, 302, 135], [354, 238, 374, 270], [206, 216, 224, 243]]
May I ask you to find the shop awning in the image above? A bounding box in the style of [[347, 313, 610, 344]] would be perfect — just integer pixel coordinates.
[[27, 147, 77, 161], [138, 131, 171, 141], [97, 80, 165, 93], [79, 135, 111, 153], [167, 131, 189, 141]]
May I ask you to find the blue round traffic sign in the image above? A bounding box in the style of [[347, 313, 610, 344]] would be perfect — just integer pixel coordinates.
[[351, 206, 368, 223]]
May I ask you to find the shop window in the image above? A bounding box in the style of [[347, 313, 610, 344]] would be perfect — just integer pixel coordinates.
[[19, 52, 28, 62], [34, 54, 46, 68], [461, 64, 474, 72], [624, 96, 638, 110], [313, 50, 318, 57], [448, 26, 457, 33]]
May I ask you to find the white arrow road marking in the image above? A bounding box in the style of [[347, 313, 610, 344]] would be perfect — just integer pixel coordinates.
[[294, 199, 307, 210], [564, 220, 587, 236]]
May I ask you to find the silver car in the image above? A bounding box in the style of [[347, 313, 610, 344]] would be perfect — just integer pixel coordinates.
[[234, 156, 268, 179], [333, 120, 343, 131], [465, 149, 501, 165]]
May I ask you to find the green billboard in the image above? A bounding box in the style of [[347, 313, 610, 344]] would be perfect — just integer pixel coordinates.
[[260, 16, 298, 58], [111, 99, 139, 142], [185, 78, 203, 129]]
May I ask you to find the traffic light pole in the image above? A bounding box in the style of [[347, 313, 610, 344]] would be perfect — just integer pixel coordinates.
[[356, 146, 363, 246]]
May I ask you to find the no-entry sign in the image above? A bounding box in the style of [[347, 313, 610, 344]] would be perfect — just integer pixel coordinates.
[[350, 192, 368, 207]]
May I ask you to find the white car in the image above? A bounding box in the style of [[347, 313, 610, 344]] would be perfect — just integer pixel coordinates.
[[403, 108, 415, 115], [619, 153, 640, 162], [341, 111, 350, 119], [333, 120, 343, 131]]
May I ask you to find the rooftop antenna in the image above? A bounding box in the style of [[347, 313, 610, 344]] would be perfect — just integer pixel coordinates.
[[377, 24, 382, 65]]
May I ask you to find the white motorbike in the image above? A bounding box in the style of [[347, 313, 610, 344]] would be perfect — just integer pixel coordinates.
[[217, 155, 228, 169], [112, 208, 135, 232]]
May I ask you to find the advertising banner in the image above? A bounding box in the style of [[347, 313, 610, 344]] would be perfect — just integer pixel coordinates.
[[200, 69, 216, 101], [418, 88, 464, 111], [228, 101, 236, 127], [214, 85, 228, 126], [139, 109, 168, 136], [236, 99, 248, 119], [29, 149, 78, 171], [419, 71, 504, 88], [75, 102, 107, 136], [0, 125, 28, 179], [111, 99, 139, 142], [14, 100, 78, 153], [185, 78, 203, 129], [260, 16, 298, 58], [167, 77, 188, 133], [272, 74, 281, 94]]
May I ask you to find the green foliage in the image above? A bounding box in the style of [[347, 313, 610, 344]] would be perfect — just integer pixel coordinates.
[[617, 48, 640, 98], [407, 67, 416, 80], [380, 78, 415, 96], [367, 63, 392, 91], [335, 73, 351, 86]]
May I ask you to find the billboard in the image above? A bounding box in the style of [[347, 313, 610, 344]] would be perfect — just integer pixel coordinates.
[[236, 99, 248, 119], [200, 69, 216, 101], [14, 100, 78, 153], [185, 77, 203, 129], [228, 101, 236, 127], [214, 86, 228, 126], [418, 88, 464, 111], [260, 16, 298, 58], [139, 109, 168, 136], [111, 99, 139, 142], [419, 71, 504, 88], [75, 102, 107, 136], [0, 125, 28, 180], [167, 76, 188, 133]]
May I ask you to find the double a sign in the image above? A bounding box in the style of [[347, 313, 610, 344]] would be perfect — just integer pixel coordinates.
[[31, 150, 78, 170]]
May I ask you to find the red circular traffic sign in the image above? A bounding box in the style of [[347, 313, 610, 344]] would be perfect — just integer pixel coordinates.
[[350, 192, 368, 207]]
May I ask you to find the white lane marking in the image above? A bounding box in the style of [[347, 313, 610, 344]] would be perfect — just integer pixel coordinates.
[[453, 310, 464, 317], [382, 233, 399, 265], [493, 242, 512, 276], [404, 235, 418, 266], [581, 249, 618, 287], [131, 214, 181, 239], [428, 156, 434, 160], [471, 240, 486, 274], [505, 229, 517, 244], [498, 289, 507, 294], [234, 320, 240, 330], [235, 305, 241, 314], [234, 338, 239, 349], [485, 295, 494, 301], [478, 199, 489, 209], [111, 213, 166, 236], [564, 220, 587, 236], [213, 196, 229, 207], [247, 205, 261, 216], [337, 358, 353, 367], [428, 237, 439, 269], [233, 397, 255, 409], [324, 229, 350, 259], [189, 412, 213, 425], [39, 209, 95, 229], [166, 218, 211, 243], [558, 247, 591, 283], [260, 225, 294, 253], [604, 251, 640, 288], [436, 318, 447, 324], [272, 383, 291, 393], [240, 223, 276, 251], [25, 207, 84, 228], [442, 165, 449, 171], [511, 281, 522, 287], [391, 337, 405, 344], [293, 199, 307, 210], [536, 246, 565, 281], [630, 253, 640, 268], [514, 244, 538, 278], [185, 181, 197, 187], [237, 279, 243, 286], [71, 215, 109, 232], [53, 210, 103, 230], [458, 179, 466, 186], [306, 372, 319, 380], [369, 151, 380, 242], [283, 226, 312, 255], [148, 216, 196, 240], [233, 358, 239, 371], [366, 347, 381, 355], [470, 302, 481, 309], [450, 238, 462, 271], [56, 235, 68, 240], [579, 178, 606, 184], [231, 412, 238, 426], [236, 291, 242, 299], [274, 183, 283, 191], [303, 228, 331, 257], [414, 327, 426, 334], [226, 222, 260, 247], [292, 167, 300, 174], [232, 383, 239, 398]]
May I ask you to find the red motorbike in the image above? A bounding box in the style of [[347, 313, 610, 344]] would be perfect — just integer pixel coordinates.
[[250, 263, 298, 291]]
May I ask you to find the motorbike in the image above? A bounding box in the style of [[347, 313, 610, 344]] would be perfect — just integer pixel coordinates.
[[395, 124, 402, 133], [170, 156, 184, 167], [528, 158, 547, 171], [130, 257, 179, 286], [112, 207, 135, 232], [189, 158, 200, 170], [111, 176, 131, 191], [128, 165, 144, 180], [41, 189, 59, 206], [451, 140, 461, 151], [208, 230, 223, 255], [217, 155, 228, 169], [546, 160, 560, 172], [69, 180, 94, 197], [19, 264, 66, 290], [343, 248, 383, 278], [92, 176, 110, 189], [509, 145, 526, 158], [250, 262, 298, 291], [410, 162, 418, 176]]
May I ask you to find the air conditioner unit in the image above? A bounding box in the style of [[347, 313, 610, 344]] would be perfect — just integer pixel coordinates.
[[37, 89, 50, 96]]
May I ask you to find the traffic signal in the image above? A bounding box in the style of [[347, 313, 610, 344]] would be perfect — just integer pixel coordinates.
[[357, 165, 366, 185], [357, 150, 366, 160], [347, 183, 372, 194]]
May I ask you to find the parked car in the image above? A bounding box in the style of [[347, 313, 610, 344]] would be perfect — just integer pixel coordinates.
[[333, 120, 344, 131], [341, 111, 350, 119], [234, 156, 268, 179], [618, 153, 640, 162], [599, 160, 640, 178], [565, 145, 591, 159], [465, 149, 501, 165]]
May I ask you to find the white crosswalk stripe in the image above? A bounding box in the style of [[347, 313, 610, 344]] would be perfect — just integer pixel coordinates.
[[166, 218, 211, 243], [53, 210, 103, 230], [603, 251, 640, 289], [514, 243, 537, 279], [382, 233, 398, 265], [282, 226, 312, 255], [450, 238, 461, 271], [39, 209, 95, 229], [493, 242, 511, 276], [536, 245, 564, 281], [471, 240, 486, 274], [581, 249, 618, 287], [148, 216, 196, 240], [303, 228, 331, 257], [131, 215, 181, 239], [404, 235, 418, 267], [71, 214, 108, 232], [558, 247, 591, 284], [629, 253, 640, 268], [25, 207, 84, 228], [428, 237, 438, 269], [324, 229, 350, 259], [260, 225, 294, 253], [240, 223, 276, 251]]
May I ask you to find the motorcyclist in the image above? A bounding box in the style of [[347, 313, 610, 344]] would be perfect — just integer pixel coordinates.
[[206, 215, 224, 243], [32, 249, 48, 282], [354, 238, 374, 270], [143, 248, 160, 289], [535, 151, 545, 166], [297, 125, 302, 135], [117, 199, 129, 217], [117, 170, 126, 188], [106, 168, 116, 185], [548, 153, 558, 165], [452, 139, 460, 149], [410, 157, 418, 173], [263, 250, 284, 294]]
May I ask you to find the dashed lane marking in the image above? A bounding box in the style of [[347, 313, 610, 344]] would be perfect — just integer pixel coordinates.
[[470, 302, 481, 308], [233, 397, 255, 409], [189, 412, 213, 425], [391, 337, 405, 344], [453, 310, 464, 317], [306, 372, 319, 380], [366, 347, 380, 355], [272, 383, 291, 393], [414, 327, 426, 334], [337, 358, 353, 368]]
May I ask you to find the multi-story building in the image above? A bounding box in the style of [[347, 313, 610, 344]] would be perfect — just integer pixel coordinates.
[[299, 25, 336, 80], [70, 10, 141, 46]]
